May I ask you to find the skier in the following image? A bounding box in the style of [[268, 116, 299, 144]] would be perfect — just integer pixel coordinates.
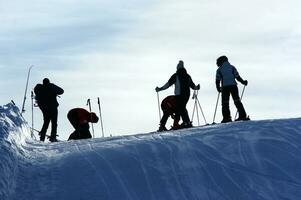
[[215, 56, 249, 123], [34, 78, 64, 142], [67, 108, 99, 140], [158, 95, 179, 131], [156, 60, 200, 130]]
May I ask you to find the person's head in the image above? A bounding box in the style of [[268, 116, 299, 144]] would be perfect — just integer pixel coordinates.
[[216, 56, 228, 67], [90, 112, 99, 123], [177, 60, 184, 70], [43, 78, 50, 85]]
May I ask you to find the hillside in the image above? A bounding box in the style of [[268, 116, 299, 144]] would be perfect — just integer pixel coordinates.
[[1, 103, 301, 200]]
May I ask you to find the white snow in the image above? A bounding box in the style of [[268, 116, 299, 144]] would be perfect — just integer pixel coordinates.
[[1, 102, 301, 200]]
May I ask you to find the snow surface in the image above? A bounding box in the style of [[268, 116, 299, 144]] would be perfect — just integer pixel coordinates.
[[1, 103, 301, 200]]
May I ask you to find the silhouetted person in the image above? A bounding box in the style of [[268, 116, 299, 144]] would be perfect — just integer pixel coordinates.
[[158, 95, 179, 131], [67, 108, 99, 140], [215, 56, 249, 123], [156, 60, 200, 130], [34, 78, 64, 142]]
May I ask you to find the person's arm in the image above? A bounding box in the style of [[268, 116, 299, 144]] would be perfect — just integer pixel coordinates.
[[233, 67, 248, 85], [189, 76, 200, 90], [156, 74, 176, 92], [215, 70, 222, 92], [50, 84, 64, 95]]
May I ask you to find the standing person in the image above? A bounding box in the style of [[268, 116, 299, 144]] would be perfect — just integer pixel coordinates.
[[34, 78, 64, 142], [156, 60, 200, 130], [67, 108, 99, 140], [215, 56, 249, 123], [158, 95, 179, 131]]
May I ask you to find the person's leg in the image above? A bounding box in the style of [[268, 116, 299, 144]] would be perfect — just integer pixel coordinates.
[[221, 86, 231, 122], [50, 108, 58, 142], [230, 85, 247, 119], [40, 108, 51, 141], [180, 95, 191, 127]]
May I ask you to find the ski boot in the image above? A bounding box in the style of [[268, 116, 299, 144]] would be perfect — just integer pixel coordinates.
[[235, 116, 250, 121], [158, 124, 168, 132], [221, 117, 232, 123]]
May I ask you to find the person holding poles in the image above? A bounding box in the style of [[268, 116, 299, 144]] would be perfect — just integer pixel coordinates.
[[215, 56, 249, 123], [156, 60, 200, 130]]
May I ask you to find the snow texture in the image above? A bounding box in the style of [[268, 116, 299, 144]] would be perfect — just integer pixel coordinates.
[[0, 103, 301, 200]]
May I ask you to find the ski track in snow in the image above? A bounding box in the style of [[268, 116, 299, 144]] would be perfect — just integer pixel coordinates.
[[1, 103, 301, 200]]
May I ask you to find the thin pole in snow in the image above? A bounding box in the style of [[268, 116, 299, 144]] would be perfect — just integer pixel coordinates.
[[86, 98, 95, 138], [97, 97, 105, 138]]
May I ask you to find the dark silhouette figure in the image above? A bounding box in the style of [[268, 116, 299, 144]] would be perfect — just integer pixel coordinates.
[[158, 95, 179, 131], [67, 108, 99, 140], [34, 78, 64, 142], [156, 60, 200, 130], [215, 56, 249, 123]]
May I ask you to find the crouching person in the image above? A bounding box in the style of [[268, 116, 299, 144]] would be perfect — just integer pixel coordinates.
[[67, 108, 99, 140], [158, 95, 179, 131]]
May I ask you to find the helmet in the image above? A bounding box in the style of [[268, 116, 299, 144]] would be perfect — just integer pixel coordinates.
[[216, 56, 228, 67]]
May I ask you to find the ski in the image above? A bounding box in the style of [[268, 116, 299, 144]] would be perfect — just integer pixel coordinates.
[[21, 65, 34, 115]]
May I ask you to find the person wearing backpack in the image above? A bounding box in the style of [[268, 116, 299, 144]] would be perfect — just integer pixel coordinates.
[[156, 60, 200, 130], [215, 56, 249, 123], [34, 78, 64, 142]]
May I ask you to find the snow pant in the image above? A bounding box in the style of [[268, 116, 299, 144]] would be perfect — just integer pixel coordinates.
[[221, 85, 246, 120], [175, 95, 190, 124], [68, 123, 92, 140], [39, 107, 58, 142]]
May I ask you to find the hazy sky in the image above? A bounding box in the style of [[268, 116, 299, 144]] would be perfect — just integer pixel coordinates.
[[1, 0, 300, 140]]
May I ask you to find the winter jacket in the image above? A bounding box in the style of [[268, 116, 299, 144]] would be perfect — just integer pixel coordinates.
[[161, 68, 197, 97], [216, 61, 241, 87], [67, 108, 99, 129]]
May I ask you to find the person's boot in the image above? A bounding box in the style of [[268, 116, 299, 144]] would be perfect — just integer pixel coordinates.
[[235, 116, 250, 121], [181, 121, 193, 128], [158, 124, 167, 132], [39, 132, 46, 142], [221, 117, 232, 123]]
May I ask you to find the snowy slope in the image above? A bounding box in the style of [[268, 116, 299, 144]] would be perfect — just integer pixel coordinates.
[[1, 103, 301, 200]]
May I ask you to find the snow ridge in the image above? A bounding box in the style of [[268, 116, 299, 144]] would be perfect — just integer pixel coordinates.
[[1, 103, 301, 200], [0, 103, 31, 200]]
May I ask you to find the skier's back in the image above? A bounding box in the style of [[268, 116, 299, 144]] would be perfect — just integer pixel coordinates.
[[215, 56, 249, 122]]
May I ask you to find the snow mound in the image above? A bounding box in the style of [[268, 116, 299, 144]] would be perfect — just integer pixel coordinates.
[[1, 103, 301, 200], [0, 103, 32, 200]]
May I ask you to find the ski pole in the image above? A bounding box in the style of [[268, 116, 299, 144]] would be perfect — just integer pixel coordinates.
[[196, 98, 208, 125], [191, 90, 198, 123], [234, 85, 246, 120], [21, 65, 34, 114], [156, 91, 161, 121], [31, 91, 34, 137], [86, 99, 95, 138], [192, 90, 200, 126], [97, 97, 105, 138], [212, 92, 220, 124]]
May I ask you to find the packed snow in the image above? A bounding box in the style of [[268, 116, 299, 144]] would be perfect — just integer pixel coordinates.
[[0, 102, 301, 200]]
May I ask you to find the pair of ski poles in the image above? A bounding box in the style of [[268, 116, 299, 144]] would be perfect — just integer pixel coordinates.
[[86, 97, 105, 138], [212, 85, 247, 123]]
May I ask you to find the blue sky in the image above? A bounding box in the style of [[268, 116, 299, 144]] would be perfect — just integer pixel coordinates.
[[1, 0, 300, 139]]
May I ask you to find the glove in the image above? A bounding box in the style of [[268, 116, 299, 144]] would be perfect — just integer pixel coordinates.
[[216, 86, 221, 93], [195, 84, 200, 90], [155, 87, 161, 92], [242, 80, 248, 86]]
